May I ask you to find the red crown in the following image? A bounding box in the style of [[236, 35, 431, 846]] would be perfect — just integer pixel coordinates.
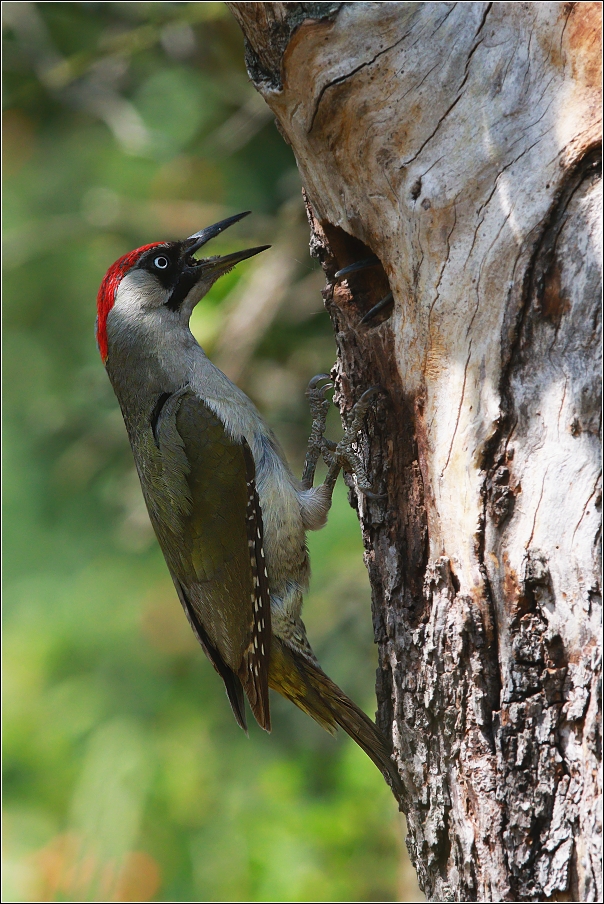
[[96, 243, 163, 362]]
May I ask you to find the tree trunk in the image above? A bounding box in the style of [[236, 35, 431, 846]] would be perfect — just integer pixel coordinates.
[[227, 3, 602, 901]]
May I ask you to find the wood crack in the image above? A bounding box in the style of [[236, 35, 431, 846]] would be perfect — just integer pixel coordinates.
[[308, 31, 411, 133], [441, 343, 472, 477]]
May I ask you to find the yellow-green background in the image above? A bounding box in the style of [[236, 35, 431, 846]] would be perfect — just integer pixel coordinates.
[[3, 3, 422, 900]]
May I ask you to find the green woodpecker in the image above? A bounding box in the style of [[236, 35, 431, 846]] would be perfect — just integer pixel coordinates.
[[96, 211, 401, 793]]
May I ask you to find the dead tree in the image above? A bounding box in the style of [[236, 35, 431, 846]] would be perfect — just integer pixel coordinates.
[[227, 3, 602, 901]]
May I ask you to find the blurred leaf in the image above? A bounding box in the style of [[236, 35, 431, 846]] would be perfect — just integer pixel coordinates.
[[133, 67, 217, 158]]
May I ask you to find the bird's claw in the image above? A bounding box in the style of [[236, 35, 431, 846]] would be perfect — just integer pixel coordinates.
[[334, 256, 380, 280], [359, 291, 394, 326], [357, 385, 382, 405], [306, 373, 332, 392], [305, 373, 333, 427], [344, 385, 382, 433]]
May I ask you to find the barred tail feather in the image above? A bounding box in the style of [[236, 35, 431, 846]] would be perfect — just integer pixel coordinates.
[[269, 638, 403, 795]]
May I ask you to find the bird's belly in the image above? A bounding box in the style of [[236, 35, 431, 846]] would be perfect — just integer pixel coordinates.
[[255, 459, 309, 601]]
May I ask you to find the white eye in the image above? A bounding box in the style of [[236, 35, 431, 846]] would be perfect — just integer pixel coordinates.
[[154, 256, 170, 270]]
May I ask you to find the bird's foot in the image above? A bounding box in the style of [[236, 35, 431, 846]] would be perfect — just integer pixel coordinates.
[[332, 386, 386, 498], [301, 374, 333, 488]]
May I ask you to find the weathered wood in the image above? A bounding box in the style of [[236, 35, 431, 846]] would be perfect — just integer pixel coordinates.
[[228, 3, 602, 900]]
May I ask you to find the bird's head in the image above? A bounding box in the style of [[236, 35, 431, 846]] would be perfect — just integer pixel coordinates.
[[96, 211, 269, 363]]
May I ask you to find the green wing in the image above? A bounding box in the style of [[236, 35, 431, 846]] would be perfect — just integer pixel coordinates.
[[153, 390, 271, 731]]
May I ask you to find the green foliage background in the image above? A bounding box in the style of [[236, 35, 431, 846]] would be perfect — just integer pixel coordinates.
[[3, 4, 421, 901]]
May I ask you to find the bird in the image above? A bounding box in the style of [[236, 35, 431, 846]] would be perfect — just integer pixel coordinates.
[[96, 211, 401, 794]]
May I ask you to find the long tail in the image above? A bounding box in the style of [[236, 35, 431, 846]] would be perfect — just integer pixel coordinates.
[[269, 637, 403, 796]]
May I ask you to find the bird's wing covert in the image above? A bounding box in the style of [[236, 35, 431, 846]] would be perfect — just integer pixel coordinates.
[[160, 392, 271, 730]]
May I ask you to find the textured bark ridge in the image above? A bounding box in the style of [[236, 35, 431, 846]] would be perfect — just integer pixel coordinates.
[[228, 3, 602, 901]]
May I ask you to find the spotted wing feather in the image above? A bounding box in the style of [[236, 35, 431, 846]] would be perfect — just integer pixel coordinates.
[[239, 441, 272, 731]]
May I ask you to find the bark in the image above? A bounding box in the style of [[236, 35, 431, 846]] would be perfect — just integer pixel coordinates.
[[227, 3, 602, 901]]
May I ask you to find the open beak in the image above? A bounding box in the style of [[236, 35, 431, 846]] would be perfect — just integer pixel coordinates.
[[182, 211, 270, 276], [166, 212, 270, 311], [184, 211, 251, 254], [192, 244, 271, 276]]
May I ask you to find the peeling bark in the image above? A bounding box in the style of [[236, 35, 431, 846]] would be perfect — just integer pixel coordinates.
[[228, 3, 602, 900]]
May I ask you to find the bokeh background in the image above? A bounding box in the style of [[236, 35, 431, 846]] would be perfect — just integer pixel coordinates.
[[3, 3, 423, 901]]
